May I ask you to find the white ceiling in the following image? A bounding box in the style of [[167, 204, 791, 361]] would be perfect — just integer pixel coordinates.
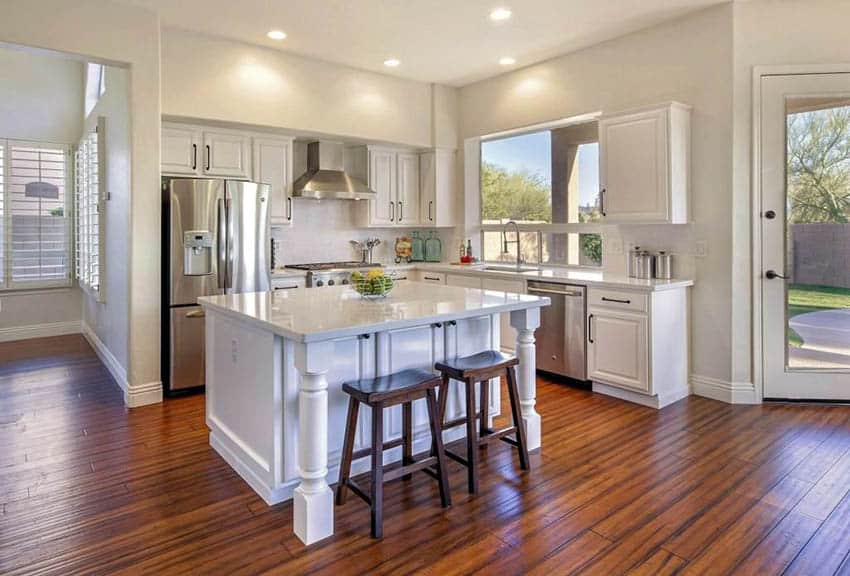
[[119, 0, 728, 86]]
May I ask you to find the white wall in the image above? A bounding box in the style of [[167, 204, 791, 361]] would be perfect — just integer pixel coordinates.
[[0, 47, 84, 334], [162, 29, 433, 148], [0, 0, 162, 406], [81, 65, 130, 372], [730, 0, 850, 388], [459, 4, 734, 384]]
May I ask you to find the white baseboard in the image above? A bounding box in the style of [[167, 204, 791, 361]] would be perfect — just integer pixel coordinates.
[[592, 381, 690, 409], [125, 380, 163, 407], [0, 320, 81, 342], [82, 322, 128, 392], [691, 374, 759, 404]]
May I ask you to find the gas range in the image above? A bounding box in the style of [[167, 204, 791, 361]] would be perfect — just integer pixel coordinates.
[[285, 261, 382, 288]]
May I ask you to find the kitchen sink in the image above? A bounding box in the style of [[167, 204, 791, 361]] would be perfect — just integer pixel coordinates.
[[480, 265, 540, 273]]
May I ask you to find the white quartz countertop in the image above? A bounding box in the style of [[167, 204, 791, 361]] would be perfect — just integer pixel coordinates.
[[199, 282, 549, 343]]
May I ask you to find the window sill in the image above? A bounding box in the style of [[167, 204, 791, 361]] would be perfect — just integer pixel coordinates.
[[0, 285, 76, 297]]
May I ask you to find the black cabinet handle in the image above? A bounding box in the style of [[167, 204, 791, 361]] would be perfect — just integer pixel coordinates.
[[588, 314, 594, 344], [600, 188, 606, 217], [205, 145, 211, 171], [390, 201, 394, 222], [192, 144, 197, 170], [423, 276, 442, 281], [398, 201, 403, 222], [601, 296, 631, 304], [428, 200, 433, 221], [287, 197, 293, 221]]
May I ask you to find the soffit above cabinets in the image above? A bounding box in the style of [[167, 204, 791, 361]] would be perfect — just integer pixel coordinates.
[[117, 0, 726, 86]]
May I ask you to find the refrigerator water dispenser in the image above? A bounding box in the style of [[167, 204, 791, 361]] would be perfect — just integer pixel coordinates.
[[183, 230, 214, 276]]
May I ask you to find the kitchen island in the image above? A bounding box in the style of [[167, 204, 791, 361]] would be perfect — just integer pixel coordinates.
[[198, 282, 549, 545]]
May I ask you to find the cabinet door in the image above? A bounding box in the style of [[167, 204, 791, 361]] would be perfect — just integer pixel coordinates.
[[587, 310, 649, 393], [396, 153, 420, 225], [419, 152, 437, 225], [369, 149, 396, 225], [253, 138, 293, 225], [162, 126, 201, 175], [600, 108, 668, 222], [446, 274, 482, 289], [203, 131, 251, 178]]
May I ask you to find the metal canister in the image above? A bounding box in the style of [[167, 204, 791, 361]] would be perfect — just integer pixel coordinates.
[[655, 251, 673, 279], [629, 246, 642, 278], [637, 251, 656, 279]]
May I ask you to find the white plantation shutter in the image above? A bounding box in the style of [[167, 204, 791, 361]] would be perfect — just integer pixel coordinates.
[[1, 140, 72, 289], [74, 117, 105, 298]]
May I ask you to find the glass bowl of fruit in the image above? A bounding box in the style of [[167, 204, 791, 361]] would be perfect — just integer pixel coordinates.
[[351, 269, 395, 299]]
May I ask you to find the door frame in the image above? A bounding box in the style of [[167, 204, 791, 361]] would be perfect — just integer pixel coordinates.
[[752, 63, 850, 402]]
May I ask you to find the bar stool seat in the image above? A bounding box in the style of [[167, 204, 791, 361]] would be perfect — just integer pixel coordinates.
[[337, 368, 451, 539], [434, 350, 529, 495]]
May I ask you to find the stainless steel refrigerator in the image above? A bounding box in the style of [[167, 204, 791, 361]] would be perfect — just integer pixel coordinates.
[[162, 178, 271, 393]]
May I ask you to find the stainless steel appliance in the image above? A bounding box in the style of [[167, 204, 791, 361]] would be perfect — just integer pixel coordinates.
[[526, 281, 587, 381], [162, 178, 271, 393], [292, 141, 375, 200], [286, 261, 381, 287]]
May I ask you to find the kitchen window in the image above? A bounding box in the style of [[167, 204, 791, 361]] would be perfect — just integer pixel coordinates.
[[479, 119, 603, 267], [0, 139, 73, 290], [75, 118, 105, 299]]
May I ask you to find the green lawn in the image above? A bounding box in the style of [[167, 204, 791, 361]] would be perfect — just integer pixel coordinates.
[[787, 284, 850, 347]]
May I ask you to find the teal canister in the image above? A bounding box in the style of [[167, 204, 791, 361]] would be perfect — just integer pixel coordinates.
[[424, 231, 442, 262], [411, 232, 425, 262]]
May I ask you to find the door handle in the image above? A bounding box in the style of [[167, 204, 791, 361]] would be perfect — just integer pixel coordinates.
[[600, 188, 606, 217], [192, 144, 197, 170], [588, 314, 594, 343], [765, 270, 788, 280], [186, 309, 205, 318], [216, 198, 227, 290], [287, 197, 293, 221], [429, 200, 433, 221], [205, 144, 211, 171], [528, 287, 579, 297], [390, 201, 395, 222], [398, 201, 403, 222], [601, 296, 631, 304]]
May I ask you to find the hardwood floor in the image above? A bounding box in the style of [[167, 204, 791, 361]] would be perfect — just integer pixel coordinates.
[[2, 335, 850, 575]]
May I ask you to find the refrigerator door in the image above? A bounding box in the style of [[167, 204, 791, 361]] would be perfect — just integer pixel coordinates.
[[169, 178, 225, 306], [226, 180, 271, 294], [169, 305, 206, 391]]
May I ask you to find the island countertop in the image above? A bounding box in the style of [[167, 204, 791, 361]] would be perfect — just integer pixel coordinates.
[[198, 282, 550, 343]]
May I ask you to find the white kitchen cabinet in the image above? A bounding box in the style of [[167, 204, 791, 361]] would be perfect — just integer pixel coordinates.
[[203, 131, 251, 178], [587, 286, 688, 409], [396, 153, 420, 225], [162, 123, 252, 179], [368, 148, 396, 226], [599, 102, 690, 224], [161, 125, 201, 175], [253, 137, 294, 225], [482, 278, 525, 353], [446, 274, 482, 289], [419, 149, 456, 227]]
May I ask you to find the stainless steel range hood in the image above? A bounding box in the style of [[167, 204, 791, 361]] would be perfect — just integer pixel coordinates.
[[292, 141, 375, 200]]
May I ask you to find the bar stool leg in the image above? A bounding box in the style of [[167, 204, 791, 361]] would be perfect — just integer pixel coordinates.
[[425, 388, 452, 507], [505, 366, 530, 470], [464, 377, 479, 494], [370, 403, 384, 538], [401, 401, 413, 480], [479, 378, 490, 442], [336, 397, 359, 505]]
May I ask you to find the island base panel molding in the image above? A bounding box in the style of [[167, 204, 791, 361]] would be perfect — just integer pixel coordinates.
[[510, 308, 541, 452], [294, 341, 335, 545]]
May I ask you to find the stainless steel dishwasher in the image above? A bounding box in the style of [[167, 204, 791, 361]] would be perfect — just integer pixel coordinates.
[[526, 280, 587, 381]]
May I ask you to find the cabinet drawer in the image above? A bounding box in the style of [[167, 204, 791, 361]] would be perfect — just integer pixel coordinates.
[[446, 274, 482, 289], [588, 288, 647, 313], [418, 271, 446, 284]]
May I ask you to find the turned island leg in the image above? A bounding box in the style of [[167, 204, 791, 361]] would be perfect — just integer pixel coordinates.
[[510, 308, 541, 451], [293, 341, 334, 545]]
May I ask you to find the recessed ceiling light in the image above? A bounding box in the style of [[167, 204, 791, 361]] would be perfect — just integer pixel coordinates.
[[384, 58, 401, 68], [490, 7, 512, 21], [499, 56, 516, 66], [267, 30, 287, 40]]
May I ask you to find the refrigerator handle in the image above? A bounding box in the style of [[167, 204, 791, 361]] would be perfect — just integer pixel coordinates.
[[217, 197, 227, 290], [226, 197, 234, 291]]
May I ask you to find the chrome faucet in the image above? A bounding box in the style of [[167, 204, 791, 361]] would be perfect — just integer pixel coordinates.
[[502, 220, 524, 271]]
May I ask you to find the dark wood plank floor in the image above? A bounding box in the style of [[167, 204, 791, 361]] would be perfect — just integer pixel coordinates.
[[2, 335, 850, 575]]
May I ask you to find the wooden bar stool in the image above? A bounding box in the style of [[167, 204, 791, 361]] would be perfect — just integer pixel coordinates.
[[434, 350, 529, 494], [336, 368, 451, 539]]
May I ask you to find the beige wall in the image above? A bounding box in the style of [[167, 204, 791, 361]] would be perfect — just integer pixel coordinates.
[[0, 0, 161, 404], [0, 48, 84, 333], [730, 0, 850, 387], [162, 29, 433, 148], [460, 4, 734, 383], [82, 65, 131, 372]]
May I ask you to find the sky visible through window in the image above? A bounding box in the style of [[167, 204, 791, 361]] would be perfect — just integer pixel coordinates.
[[481, 130, 599, 207]]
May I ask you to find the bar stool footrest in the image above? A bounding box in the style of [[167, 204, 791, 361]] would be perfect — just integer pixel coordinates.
[[479, 426, 518, 445]]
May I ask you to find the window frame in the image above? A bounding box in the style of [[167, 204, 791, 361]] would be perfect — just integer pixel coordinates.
[[477, 113, 605, 269], [75, 116, 106, 301], [0, 138, 74, 292]]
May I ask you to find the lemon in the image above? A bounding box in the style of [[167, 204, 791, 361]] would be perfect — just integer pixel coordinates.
[[366, 269, 384, 280]]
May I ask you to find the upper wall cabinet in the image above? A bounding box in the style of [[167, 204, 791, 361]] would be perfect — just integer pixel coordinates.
[[419, 149, 456, 227], [351, 146, 421, 228], [161, 123, 251, 179], [253, 137, 294, 226], [599, 102, 690, 224]]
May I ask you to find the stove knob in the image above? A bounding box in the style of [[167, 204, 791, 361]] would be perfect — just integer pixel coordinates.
[[342, 278, 350, 285], [316, 280, 324, 287], [328, 279, 335, 286]]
